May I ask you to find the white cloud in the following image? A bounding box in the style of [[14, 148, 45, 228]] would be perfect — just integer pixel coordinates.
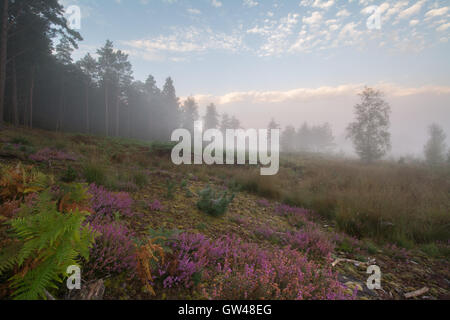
[[187, 84, 450, 106], [211, 0, 222, 8], [243, 0, 258, 8]]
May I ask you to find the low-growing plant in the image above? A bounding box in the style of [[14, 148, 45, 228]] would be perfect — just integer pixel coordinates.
[[165, 181, 176, 199], [197, 186, 235, 217], [61, 165, 78, 183], [0, 191, 96, 300], [85, 222, 137, 279], [83, 163, 107, 186], [133, 172, 148, 188]]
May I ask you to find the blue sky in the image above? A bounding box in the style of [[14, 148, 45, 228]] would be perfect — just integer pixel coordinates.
[[60, 0, 450, 156], [62, 0, 450, 93]]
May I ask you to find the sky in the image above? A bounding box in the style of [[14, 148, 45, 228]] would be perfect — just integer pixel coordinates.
[[60, 0, 450, 156]]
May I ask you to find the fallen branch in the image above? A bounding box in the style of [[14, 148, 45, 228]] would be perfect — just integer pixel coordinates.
[[404, 287, 429, 299], [332, 258, 368, 267]]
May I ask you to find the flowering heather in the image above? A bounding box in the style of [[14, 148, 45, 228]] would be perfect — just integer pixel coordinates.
[[85, 222, 137, 279], [87, 184, 134, 223], [284, 230, 335, 259], [29, 147, 78, 162], [148, 200, 163, 211], [257, 199, 271, 208], [158, 233, 352, 300]]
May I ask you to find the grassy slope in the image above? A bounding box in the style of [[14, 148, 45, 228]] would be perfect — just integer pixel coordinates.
[[0, 126, 449, 300]]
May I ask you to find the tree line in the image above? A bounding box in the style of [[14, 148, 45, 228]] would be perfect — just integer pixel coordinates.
[[0, 1, 447, 165]]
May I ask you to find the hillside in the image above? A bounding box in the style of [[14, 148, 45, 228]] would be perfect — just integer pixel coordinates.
[[0, 126, 449, 300]]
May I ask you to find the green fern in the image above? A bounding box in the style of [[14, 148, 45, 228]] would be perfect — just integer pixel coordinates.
[[0, 189, 96, 300]]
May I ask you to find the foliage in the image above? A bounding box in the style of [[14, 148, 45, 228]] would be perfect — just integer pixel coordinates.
[[83, 163, 107, 186], [0, 191, 95, 300], [87, 184, 134, 223], [0, 163, 51, 203], [424, 123, 447, 167], [84, 222, 136, 279], [157, 233, 352, 300], [135, 238, 165, 296], [197, 186, 235, 217], [29, 148, 78, 162], [61, 165, 78, 183], [347, 87, 391, 163], [165, 180, 176, 199]]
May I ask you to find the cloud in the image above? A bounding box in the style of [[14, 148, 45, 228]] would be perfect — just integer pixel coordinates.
[[243, 0, 258, 8], [211, 0, 222, 8], [185, 84, 450, 106], [122, 27, 244, 61]]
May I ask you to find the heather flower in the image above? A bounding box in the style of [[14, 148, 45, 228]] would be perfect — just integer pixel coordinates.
[[157, 232, 352, 300], [85, 222, 137, 279], [148, 200, 163, 211], [29, 147, 78, 162], [87, 184, 134, 223], [257, 199, 271, 208]]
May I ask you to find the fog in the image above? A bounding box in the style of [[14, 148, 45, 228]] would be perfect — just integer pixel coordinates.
[[191, 85, 450, 158]]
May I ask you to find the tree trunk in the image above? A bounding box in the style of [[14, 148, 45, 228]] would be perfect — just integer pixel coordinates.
[[0, 0, 9, 128], [57, 74, 64, 131], [29, 65, 35, 129], [12, 57, 18, 126], [85, 81, 89, 133], [104, 83, 109, 136], [115, 93, 119, 137]]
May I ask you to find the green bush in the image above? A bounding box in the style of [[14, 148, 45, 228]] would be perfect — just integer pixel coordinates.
[[83, 163, 106, 186], [197, 186, 235, 217], [61, 165, 78, 183], [133, 172, 148, 188]]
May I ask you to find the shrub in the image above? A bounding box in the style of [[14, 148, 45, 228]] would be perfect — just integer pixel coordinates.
[[10, 136, 31, 146], [0, 163, 50, 202], [83, 164, 107, 186], [197, 186, 235, 217], [87, 184, 134, 224], [85, 223, 137, 279], [133, 172, 148, 188], [0, 191, 95, 300], [157, 233, 352, 300], [61, 165, 78, 183], [29, 148, 78, 162]]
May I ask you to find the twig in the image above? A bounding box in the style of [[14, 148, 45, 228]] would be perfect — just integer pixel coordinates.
[[404, 287, 429, 299], [332, 258, 368, 267]]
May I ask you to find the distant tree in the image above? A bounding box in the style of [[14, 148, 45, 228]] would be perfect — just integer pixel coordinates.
[[267, 118, 280, 145], [204, 103, 220, 130], [424, 123, 447, 166], [77, 53, 98, 133], [55, 37, 75, 131], [347, 87, 391, 163], [161, 77, 180, 140], [296, 122, 311, 152], [181, 97, 199, 134], [113, 50, 133, 136], [220, 113, 232, 132], [281, 126, 296, 153], [230, 116, 241, 130], [0, 0, 81, 128], [310, 123, 335, 153], [97, 40, 117, 136]]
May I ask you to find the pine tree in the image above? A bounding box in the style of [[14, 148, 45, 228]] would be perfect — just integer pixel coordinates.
[[424, 123, 447, 167], [204, 103, 220, 130], [181, 97, 199, 134]]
